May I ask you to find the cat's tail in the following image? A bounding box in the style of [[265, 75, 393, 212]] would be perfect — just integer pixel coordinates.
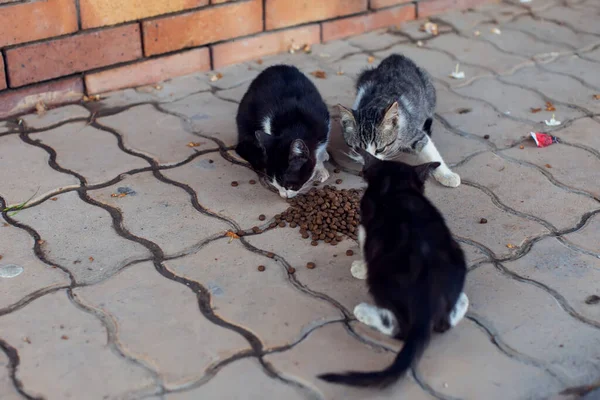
[[317, 305, 431, 388]]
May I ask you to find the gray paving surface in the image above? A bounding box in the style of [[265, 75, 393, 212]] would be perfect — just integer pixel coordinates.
[[1, 1, 600, 399]]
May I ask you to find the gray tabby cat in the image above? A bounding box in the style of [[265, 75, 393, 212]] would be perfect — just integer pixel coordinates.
[[338, 54, 460, 187]]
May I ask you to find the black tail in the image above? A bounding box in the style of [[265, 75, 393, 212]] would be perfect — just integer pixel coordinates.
[[317, 309, 431, 388]]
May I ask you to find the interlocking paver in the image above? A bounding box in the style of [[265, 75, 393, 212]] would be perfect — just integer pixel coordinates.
[[14, 191, 150, 284], [467, 265, 600, 384], [166, 358, 307, 400], [454, 77, 586, 123], [265, 323, 432, 400], [3, 2, 600, 399], [89, 172, 229, 257], [456, 152, 599, 230], [0, 135, 79, 206], [21, 105, 89, 130], [98, 104, 220, 165], [76, 261, 250, 386], [0, 291, 154, 399], [0, 222, 70, 310], [161, 92, 239, 146], [167, 239, 343, 348], [503, 237, 600, 324], [30, 122, 149, 185]]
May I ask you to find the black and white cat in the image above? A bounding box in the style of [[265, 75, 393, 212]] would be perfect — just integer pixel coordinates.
[[236, 65, 331, 198], [318, 149, 468, 388], [337, 54, 460, 188]]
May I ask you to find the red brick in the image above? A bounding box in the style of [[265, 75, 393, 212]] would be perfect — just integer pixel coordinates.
[[6, 25, 142, 88], [370, 0, 412, 9], [85, 48, 211, 94], [143, 0, 263, 56], [0, 77, 83, 119], [0, 0, 78, 48], [322, 4, 415, 42], [419, 0, 498, 18], [80, 0, 208, 29], [0, 55, 6, 91], [266, 0, 368, 30], [212, 25, 321, 69]]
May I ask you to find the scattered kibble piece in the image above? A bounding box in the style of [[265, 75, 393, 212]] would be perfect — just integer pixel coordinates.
[[334, 168, 340, 173], [278, 221, 286, 228], [61, 335, 69, 340], [531, 107, 542, 113], [519, 145, 525, 149], [208, 159, 214, 164], [311, 241, 318, 246], [545, 164, 552, 168], [367, 56, 375, 63], [266, 252, 275, 258], [346, 250, 354, 256], [259, 214, 266, 221], [51, 197, 58, 201], [585, 295, 600, 305], [231, 181, 239, 187], [258, 265, 266, 272], [479, 218, 488, 224], [288, 267, 296, 274], [311, 70, 327, 79], [306, 262, 316, 269], [249, 179, 257, 185], [89, 256, 94, 262], [252, 226, 261, 233], [483, 134, 490, 139], [335, 179, 343, 184]]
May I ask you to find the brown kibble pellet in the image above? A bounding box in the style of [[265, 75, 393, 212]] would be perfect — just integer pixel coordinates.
[[231, 181, 239, 187], [259, 214, 266, 221], [269, 222, 277, 228], [249, 179, 257, 184], [290, 221, 297, 228], [288, 267, 296, 274], [302, 232, 310, 239], [306, 262, 316, 269], [479, 218, 488, 224], [252, 226, 261, 233], [346, 250, 354, 256], [278, 221, 286, 227], [483, 134, 490, 139], [266, 252, 275, 258], [311, 241, 318, 246], [258, 265, 266, 272], [335, 179, 343, 184], [61, 335, 69, 340], [236, 230, 245, 237], [519, 145, 525, 149], [334, 168, 340, 173], [545, 164, 552, 168], [208, 159, 214, 163]]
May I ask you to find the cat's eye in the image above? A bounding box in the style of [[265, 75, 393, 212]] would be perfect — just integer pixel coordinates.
[[375, 146, 387, 154]]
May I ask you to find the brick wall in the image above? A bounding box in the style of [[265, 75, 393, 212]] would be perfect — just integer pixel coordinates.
[[0, 0, 495, 117]]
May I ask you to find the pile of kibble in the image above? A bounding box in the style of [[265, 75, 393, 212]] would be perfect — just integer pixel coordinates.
[[274, 185, 363, 246]]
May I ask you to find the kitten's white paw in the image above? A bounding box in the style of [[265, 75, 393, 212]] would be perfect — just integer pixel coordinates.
[[353, 303, 377, 326], [449, 292, 469, 327], [317, 167, 330, 183], [354, 303, 398, 336], [350, 260, 367, 279], [433, 168, 461, 188]]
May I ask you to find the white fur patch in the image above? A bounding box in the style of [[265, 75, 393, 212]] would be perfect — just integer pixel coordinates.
[[292, 140, 305, 155], [449, 292, 469, 327], [262, 116, 272, 136], [354, 303, 399, 336], [357, 225, 366, 252], [418, 137, 461, 187], [350, 260, 367, 280], [353, 86, 367, 110]]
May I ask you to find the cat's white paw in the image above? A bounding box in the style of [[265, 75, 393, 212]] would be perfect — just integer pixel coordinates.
[[449, 292, 469, 327], [433, 168, 461, 188], [317, 167, 330, 183], [350, 260, 367, 279], [354, 303, 398, 336], [354, 303, 377, 326]]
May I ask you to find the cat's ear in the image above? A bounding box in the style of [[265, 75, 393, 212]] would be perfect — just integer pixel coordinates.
[[255, 130, 275, 150], [377, 102, 403, 143], [337, 104, 358, 144], [289, 139, 310, 162], [413, 162, 441, 183]]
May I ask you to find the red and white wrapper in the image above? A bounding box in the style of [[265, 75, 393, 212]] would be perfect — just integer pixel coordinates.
[[530, 132, 559, 148]]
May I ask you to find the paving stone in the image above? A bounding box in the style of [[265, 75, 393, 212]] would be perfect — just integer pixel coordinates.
[[504, 237, 600, 324], [427, 181, 550, 259], [0, 344, 21, 400], [435, 8, 493, 33], [543, 55, 600, 90], [538, 6, 600, 36], [418, 319, 558, 400], [30, 122, 149, 185], [436, 86, 536, 147], [427, 33, 532, 75], [563, 212, 600, 255], [0, 290, 154, 398], [0, 222, 70, 310], [454, 77, 586, 124], [166, 358, 306, 400], [0, 135, 79, 206], [303, 67, 357, 112], [21, 105, 89, 130], [98, 105, 219, 165], [89, 171, 229, 257], [216, 82, 250, 104], [205, 62, 260, 90], [477, 2, 529, 23], [456, 152, 599, 230], [504, 16, 600, 50], [14, 191, 150, 285], [554, 117, 600, 157], [427, 119, 489, 166], [374, 43, 492, 87], [162, 153, 289, 228], [161, 92, 239, 146], [501, 68, 600, 114], [324, 53, 374, 82], [265, 323, 432, 400], [392, 18, 453, 40], [346, 29, 407, 51], [167, 239, 342, 348], [467, 265, 600, 384], [502, 142, 600, 199], [76, 261, 250, 386], [474, 23, 572, 59], [310, 40, 362, 61], [582, 46, 600, 62]]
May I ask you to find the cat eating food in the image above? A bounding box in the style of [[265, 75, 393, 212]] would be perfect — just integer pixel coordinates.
[[236, 65, 331, 198], [318, 149, 468, 388], [337, 54, 461, 188]]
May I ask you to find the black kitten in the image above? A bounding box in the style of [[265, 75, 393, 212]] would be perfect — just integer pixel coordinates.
[[318, 149, 468, 388], [236, 65, 330, 198]]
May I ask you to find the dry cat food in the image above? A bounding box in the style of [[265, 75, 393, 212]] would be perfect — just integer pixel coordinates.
[[306, 262, 316, 269], [275, 185, 362, 246]]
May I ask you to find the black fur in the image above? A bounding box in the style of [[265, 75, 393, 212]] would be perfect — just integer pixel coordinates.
[[318, 149, 467, 388], [235, 65, 330, 194]]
